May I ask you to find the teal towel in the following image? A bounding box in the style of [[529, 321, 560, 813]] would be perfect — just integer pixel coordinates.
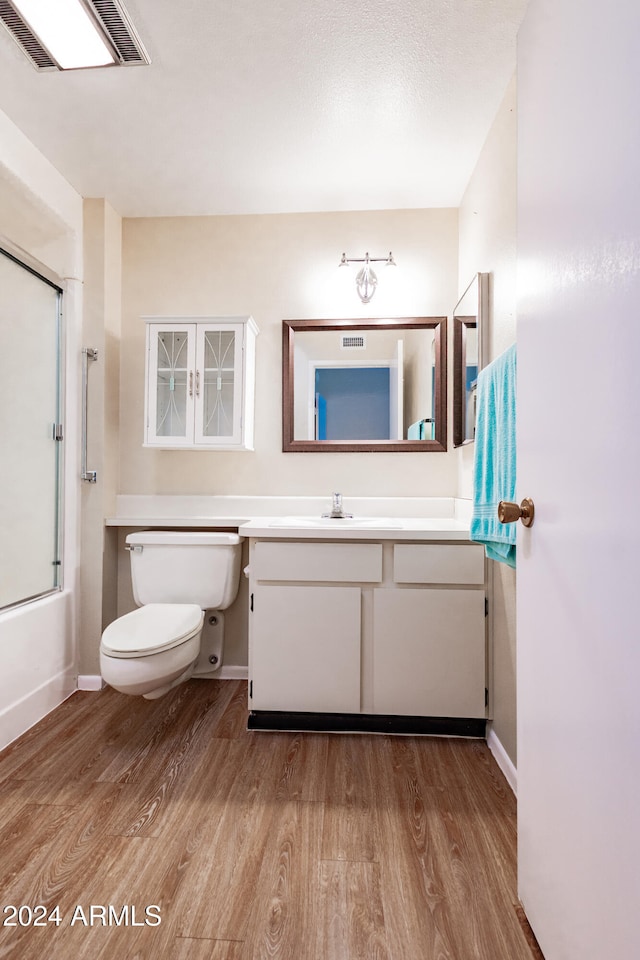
[[470, 344, 517, 568], [407, 419, 434, 440]]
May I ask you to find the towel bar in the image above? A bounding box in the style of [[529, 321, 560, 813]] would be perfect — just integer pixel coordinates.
[[81, 347, 98, 483]]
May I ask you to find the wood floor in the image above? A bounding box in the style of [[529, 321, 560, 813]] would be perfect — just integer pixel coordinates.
[[0, 680, 542, 960]]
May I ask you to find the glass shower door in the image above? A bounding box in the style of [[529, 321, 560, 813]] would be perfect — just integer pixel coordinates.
[[0, 248, 63, 610]]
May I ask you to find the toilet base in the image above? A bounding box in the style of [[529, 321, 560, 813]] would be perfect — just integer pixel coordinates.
[[100, 632, 201, 698], [142, 664, 195, 700]]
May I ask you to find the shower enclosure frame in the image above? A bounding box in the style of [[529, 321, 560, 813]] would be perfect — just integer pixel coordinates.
[[0, 239, 65, 613]]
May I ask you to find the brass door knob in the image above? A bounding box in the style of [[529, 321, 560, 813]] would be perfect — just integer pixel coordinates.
[[498, 497, 535, 527]]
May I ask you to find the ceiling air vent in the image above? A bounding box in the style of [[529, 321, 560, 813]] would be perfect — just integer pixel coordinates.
[[0, 1, 57, 69], [0, 0, 149, 70], [340, 334, 367, 350], [89, 0, 150, 66]]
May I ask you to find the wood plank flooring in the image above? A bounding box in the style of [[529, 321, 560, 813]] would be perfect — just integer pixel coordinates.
[[0, 680, 543, 960]]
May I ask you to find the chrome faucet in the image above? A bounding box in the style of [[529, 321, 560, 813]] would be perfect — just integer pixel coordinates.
[[323, 492, 353, 519]]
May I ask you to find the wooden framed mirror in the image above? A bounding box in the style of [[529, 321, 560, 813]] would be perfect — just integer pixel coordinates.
[[453, 274, 489, 447], [282, 317, 447, 453]]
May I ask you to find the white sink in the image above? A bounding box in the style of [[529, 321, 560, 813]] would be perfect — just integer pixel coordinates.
[[267, 516, 403, 530]]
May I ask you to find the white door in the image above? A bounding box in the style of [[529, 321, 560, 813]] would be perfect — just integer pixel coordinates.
[[388, 339, 404, 439], [517, 3, 640, 958]]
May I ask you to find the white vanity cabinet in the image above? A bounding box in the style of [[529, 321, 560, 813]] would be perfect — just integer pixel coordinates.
[[247, 537, 487, 730], [249, 541, 382, 713], [143, 316, 258, 450]]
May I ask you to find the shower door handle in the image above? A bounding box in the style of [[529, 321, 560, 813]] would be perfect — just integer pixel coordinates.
[[81, 347, 98, 482]]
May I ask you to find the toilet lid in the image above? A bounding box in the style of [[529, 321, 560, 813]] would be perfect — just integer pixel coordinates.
[[101, 603, 204, 658]]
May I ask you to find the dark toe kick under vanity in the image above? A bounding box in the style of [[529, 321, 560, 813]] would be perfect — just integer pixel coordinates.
[[242, 520, 488, 737]]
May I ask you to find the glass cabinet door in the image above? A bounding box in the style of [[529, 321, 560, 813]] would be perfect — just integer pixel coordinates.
[[147, 323, 196, 444], [194, 324, 243, 445]]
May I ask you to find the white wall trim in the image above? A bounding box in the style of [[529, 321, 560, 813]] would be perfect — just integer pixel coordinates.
[[487, 723, 517, 795], [79, 668, 247, 693], [218, 665, 248, 680], [0, 667, 75, 754], [77, 675, 105, 691], [0, 109, 83, 239]]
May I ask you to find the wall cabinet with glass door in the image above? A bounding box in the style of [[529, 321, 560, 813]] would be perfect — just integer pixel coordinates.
[[144, 316, 258, 450]]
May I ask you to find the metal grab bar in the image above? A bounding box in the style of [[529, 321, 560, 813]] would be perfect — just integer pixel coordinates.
[[81, 347, 98, 482]]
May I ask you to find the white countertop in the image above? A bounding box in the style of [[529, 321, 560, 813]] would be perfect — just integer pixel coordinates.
[[239, 516, 472, 540], [105, 514, 250, 528], [105, 495, 473, 541]]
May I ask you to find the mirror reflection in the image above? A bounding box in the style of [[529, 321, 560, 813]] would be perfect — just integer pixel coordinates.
[[453, 274, 488, 447], [283, 318, 447, 452]]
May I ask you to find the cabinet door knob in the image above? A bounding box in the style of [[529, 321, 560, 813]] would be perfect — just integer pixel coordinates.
[[497, 497, 535, 527], [189, 370, 194, 397]]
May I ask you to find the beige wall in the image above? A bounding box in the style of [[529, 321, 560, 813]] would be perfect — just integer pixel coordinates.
[[458, 74, 517, 499], [79, 199, 122, 675], [457, 75, 518, 766], [119, 208, 459, 498]]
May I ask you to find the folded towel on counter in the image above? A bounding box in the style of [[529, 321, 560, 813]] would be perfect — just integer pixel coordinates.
[[470, 344, 517, 567], [407, 418, 435, 440], [407, 419, 424, 440]]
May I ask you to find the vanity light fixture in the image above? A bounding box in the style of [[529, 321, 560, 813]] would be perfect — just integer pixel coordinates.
[[339, 251, 396, 304], [0, 0, 150, 70]]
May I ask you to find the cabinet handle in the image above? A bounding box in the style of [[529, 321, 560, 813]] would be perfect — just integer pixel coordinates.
[[195, 370, 201, 397], [189, 370, 194, 397]]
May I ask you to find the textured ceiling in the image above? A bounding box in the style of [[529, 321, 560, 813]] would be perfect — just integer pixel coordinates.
[[0, 0, 529, 217]]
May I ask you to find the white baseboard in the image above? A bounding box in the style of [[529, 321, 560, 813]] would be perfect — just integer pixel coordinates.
[[218, 665, 248, 680], [487, 724, 517, 795], [79, 668, 247, 691], [77, 675, 105, 691], [0, 668, 76, 754]]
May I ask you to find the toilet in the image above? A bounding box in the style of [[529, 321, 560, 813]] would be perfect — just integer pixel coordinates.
[[100, 530, 243, 699]]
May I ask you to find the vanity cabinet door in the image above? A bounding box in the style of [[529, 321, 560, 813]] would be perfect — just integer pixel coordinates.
[[372, 588, 486, 718], [250, 585, 361, 713]]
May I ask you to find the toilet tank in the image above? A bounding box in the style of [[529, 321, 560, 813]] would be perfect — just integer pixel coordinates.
[[126, 531, 243, 609]]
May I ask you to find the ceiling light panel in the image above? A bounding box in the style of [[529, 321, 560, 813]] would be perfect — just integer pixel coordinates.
[[9, 0, 115, 68], [0, 0, 149, 70]]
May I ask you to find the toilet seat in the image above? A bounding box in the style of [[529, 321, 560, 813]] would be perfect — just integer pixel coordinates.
[[101, 603, 204, 659]]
